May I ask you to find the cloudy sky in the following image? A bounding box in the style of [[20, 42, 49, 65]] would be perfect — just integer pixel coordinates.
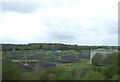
[[0, 0, 119, 46]]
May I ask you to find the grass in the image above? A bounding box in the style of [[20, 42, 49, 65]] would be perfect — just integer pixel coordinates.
[[2, 56, 5, 59], [3, 50, 92, 71], [12, 59, 38, 62], [47, 50, 52, 54], [3, 50, 118, 80], [42, 56, 59, 59], [21, 71, 37, 80], [49, 58, 92, 72], [42, 56, 52, 58], [0, 62, 2, 80], [63, 50, 76, 53], [2, 54, 34, 59], [39, 61, 56, 64], [35, 51, 46, 55], [61, 58, 91, 71], [3, 50, 96, 71]]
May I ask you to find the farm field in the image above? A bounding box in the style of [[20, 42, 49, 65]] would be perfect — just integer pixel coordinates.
[[2, 49, 119, 80]]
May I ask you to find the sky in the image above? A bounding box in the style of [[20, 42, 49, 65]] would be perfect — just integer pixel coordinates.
[[0, 0, 119, 46]]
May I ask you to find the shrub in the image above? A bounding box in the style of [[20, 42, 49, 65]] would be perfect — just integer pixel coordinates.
[[102, 64, 118, 79], [74, 68, 83, 80], [33, 64, 44, 79], [109, 74, 119, 80], [91, 53, 104, 66], [92, 52, 118, 66], [103, 53, 112, 66], [92, 66, 102, 72], [111, 52, 118, 65], [2, 62, 22, 80], [39, 66, 75, 80], [81, 69, 104, 80]]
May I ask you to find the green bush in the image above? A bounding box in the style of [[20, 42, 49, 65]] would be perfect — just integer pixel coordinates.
[[111, 52, 118, 65], [102, 64, 118, 79], [91, 53, 104, 66], [92, 66, 102, 72], [74, 68, 83, 80], [2, 62, 22, 80], [39, 66, 75, 80], [81, 69, 104, 80], [103, 53, 112, 66], [108, 74, 119, 80], [119, 66, 120, 75], [92, 52, 118, 66]]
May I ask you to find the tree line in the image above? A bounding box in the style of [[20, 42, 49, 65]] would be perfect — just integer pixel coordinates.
[[2, 43, 118, 51]]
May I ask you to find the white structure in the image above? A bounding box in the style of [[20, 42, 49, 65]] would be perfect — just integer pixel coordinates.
[[58, 55, 61, 60], [76, 54, 78, 59], [24, 56, 29, 66], [90, 49, 115, 64]]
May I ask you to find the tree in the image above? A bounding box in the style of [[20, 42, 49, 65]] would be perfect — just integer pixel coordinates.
[[103, 53, 112, 66], [111, 52, 118, 65], [42, 44, 51, 50], [91, 53, 104, 66]]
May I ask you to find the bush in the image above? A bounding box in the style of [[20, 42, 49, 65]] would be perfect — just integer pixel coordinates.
[[92, 52, 118, 66], [39, 66, 75, 80], [111, 52, 118, 65], [2, 62, 22, 80], [109, 74, 119, 80], [33, 64, 44, 79], [92, 66, 102, 72], [81, 69, 104, 80], [102, 64, 118, 79], [103, 53, 112, 66], [74, 68, 83, 80], [91, 53, 104, 66]]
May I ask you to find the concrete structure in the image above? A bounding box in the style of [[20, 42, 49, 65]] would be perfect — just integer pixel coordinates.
[[58, 55, 61, 60], [90, 49, 116, 64]]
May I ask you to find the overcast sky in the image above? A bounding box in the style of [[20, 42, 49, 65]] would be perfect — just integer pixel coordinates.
[[0, 0, 119, 46]]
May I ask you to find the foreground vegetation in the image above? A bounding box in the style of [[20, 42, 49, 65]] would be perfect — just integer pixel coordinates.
[[2, 51, 119, 80]]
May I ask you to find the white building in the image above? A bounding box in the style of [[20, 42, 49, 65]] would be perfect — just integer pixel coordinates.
[[90, 49, 116, 64]]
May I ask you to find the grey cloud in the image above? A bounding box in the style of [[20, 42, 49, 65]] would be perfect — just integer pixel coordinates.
[[1, 2, 41, 13], [1, 0, 65, 14], [47, 30, 75, 40], [43, 18, 84, 30], [42, 18, 82, 40], [42, 18, 94, 41], [99, 17, 118, 34], [83, 18, 118, 35], [50, 0, 62, 8], [106, 21, 118, 34], [1, 37, 22, 44]]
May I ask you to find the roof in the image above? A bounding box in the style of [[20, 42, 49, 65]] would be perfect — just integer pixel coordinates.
[[90, 49, 113, 52]]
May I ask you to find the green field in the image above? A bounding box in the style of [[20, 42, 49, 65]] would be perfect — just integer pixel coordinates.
[[2, 50, 119, 80], [12, 59, 38, 62]]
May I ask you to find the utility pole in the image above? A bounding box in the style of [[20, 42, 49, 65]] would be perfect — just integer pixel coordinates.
[[59, 54, 61, 60], [76, 50, 79, 59], [76, 54, 78, 59], [24, 52, 28, 66], [24, 56, 28, 66]]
